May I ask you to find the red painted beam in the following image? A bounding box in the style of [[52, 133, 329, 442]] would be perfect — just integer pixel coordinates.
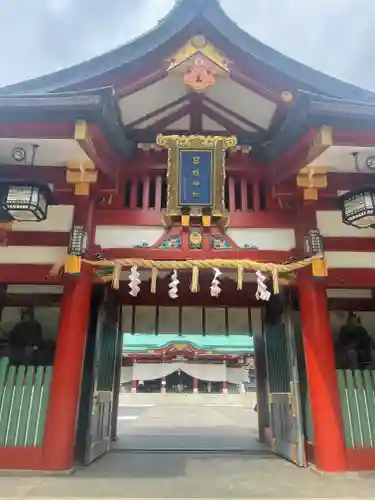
[[143, 103, 191, 132], [87, 124, 124, 174], [0, 263, 104, 284], [0, 165, 66, 184], [274, 173, 375, 201], [271, 131, 313, 184], [189, 93, 203, 133], [5, 232, 69, 247], [75, 123, 109, 174], [126, 95, 189, 128], [6, 228, 375, 257], [1, 261, 374, 297], [102, 248, 291, 261], [117, 69, 168, 98], [0, 122, 75, 139], [327, 268, 375, 288], [203, 95, 264, 132], [327, 298, 375, 311], [334, 129, 375, 148], [201, 103, 256, 137], [94, 209, 296, 228], [325, 173, 375, 192], [120, 151, 266, 178], [0, 265, 64, 284], [324, 237, 375, 252]]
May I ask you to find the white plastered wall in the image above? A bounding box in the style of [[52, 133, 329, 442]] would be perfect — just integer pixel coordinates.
[[226, 228, 295, 250], [95, 226, 164, 249]]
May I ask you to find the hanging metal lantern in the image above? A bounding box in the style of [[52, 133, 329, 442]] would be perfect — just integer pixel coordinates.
[[68, 225, 88, 256], [338, 187, 375, 228], [304, 229, 324, 256], [0, 181, 52, 222]]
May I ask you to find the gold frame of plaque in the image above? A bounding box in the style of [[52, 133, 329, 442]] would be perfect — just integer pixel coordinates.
[[156, 134, 237, 225]]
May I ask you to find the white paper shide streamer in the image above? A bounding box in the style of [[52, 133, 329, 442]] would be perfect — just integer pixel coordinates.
[[255, 270, 270, 301], [210, 268, 222, 297], [168, 269, 179, 299], [129, 265, 141, 297]]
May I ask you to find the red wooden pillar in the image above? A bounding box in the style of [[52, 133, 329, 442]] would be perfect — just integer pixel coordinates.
[[42, 274, 92, 470], [222, 360, 228, 393], [193, 377, 198, 394], [131, 359, 137, 393], [42, 200, 94, 470], [161, 375, 166, 393], [298, 278, 346, 472]]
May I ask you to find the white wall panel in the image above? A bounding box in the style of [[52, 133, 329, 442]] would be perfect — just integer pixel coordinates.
[[227, 228, 295, 250]]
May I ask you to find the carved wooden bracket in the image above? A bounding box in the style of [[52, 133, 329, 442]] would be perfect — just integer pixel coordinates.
[[66, 159, 98, 196], [0, 221, 15, 247], [296, 166, 327, 201]]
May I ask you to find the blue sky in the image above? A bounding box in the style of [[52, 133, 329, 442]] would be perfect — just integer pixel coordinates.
[[1, 0, 373, 90]]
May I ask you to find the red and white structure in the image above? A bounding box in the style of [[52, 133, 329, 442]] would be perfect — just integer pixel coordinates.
[[0, 0, 375, 473]]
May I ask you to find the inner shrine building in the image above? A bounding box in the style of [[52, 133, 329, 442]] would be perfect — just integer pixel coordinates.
[[1, 0, 375, 474]]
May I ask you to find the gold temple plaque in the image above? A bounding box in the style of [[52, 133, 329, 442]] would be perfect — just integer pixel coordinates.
[[156, 134, 237, 218]]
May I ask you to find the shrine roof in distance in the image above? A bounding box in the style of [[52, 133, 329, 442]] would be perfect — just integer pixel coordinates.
[[122, 333, 254, 355]]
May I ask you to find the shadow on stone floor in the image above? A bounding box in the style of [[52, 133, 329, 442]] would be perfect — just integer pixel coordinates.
[[113, 425, 266, 452], [1, 452, 375, 498]]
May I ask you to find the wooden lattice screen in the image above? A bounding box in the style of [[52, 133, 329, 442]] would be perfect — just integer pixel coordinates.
[[0, 358, 52, 447], [337, 369, 375, 450]]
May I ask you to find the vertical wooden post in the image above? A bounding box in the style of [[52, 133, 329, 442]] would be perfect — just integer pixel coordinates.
[[240, 179, 248, 212], [42, 200, 94, 470], [253, 182, 260, 212], [161, 375, 166, 394], [251, 307, 269, 442], [0, 284, 7, 324], [131, 378, 137, 393], [228, 176, 236, 213], [110, 306, 123, 441], [193, 377, 199, 393], [155, 176, 162, 211], [142, 176, 150, 210], [129, 178, 138, 209], [42, 274, 92, 469], [298, 278, 346, 472]]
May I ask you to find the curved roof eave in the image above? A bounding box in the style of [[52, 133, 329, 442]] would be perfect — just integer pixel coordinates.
[[253, 90, 375, 163], [0, 0, 373, 103], [0, 86, 135, 157], [122, 333, 254, 351]]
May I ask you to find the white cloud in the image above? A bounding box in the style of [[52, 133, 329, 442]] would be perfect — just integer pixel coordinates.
[[0, 0, 373, 90]]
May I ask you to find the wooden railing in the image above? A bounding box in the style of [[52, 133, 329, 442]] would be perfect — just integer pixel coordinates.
[[337, 369, 375, 450], [302, 369, 375, 450], [0, 358, 52, 447], [122, 173, 267, 212]]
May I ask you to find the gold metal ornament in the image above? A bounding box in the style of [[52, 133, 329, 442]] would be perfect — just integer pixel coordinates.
[[156, 134, 237, 220]]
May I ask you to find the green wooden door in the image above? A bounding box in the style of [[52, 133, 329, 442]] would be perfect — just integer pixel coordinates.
[[84, 288, 121, 465], [264, 310, 306, 466]]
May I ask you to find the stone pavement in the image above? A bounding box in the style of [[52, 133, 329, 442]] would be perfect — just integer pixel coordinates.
[[1, 394, 374, 499], [114, 394, 263, 451], [0, 452, 375, 499]]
